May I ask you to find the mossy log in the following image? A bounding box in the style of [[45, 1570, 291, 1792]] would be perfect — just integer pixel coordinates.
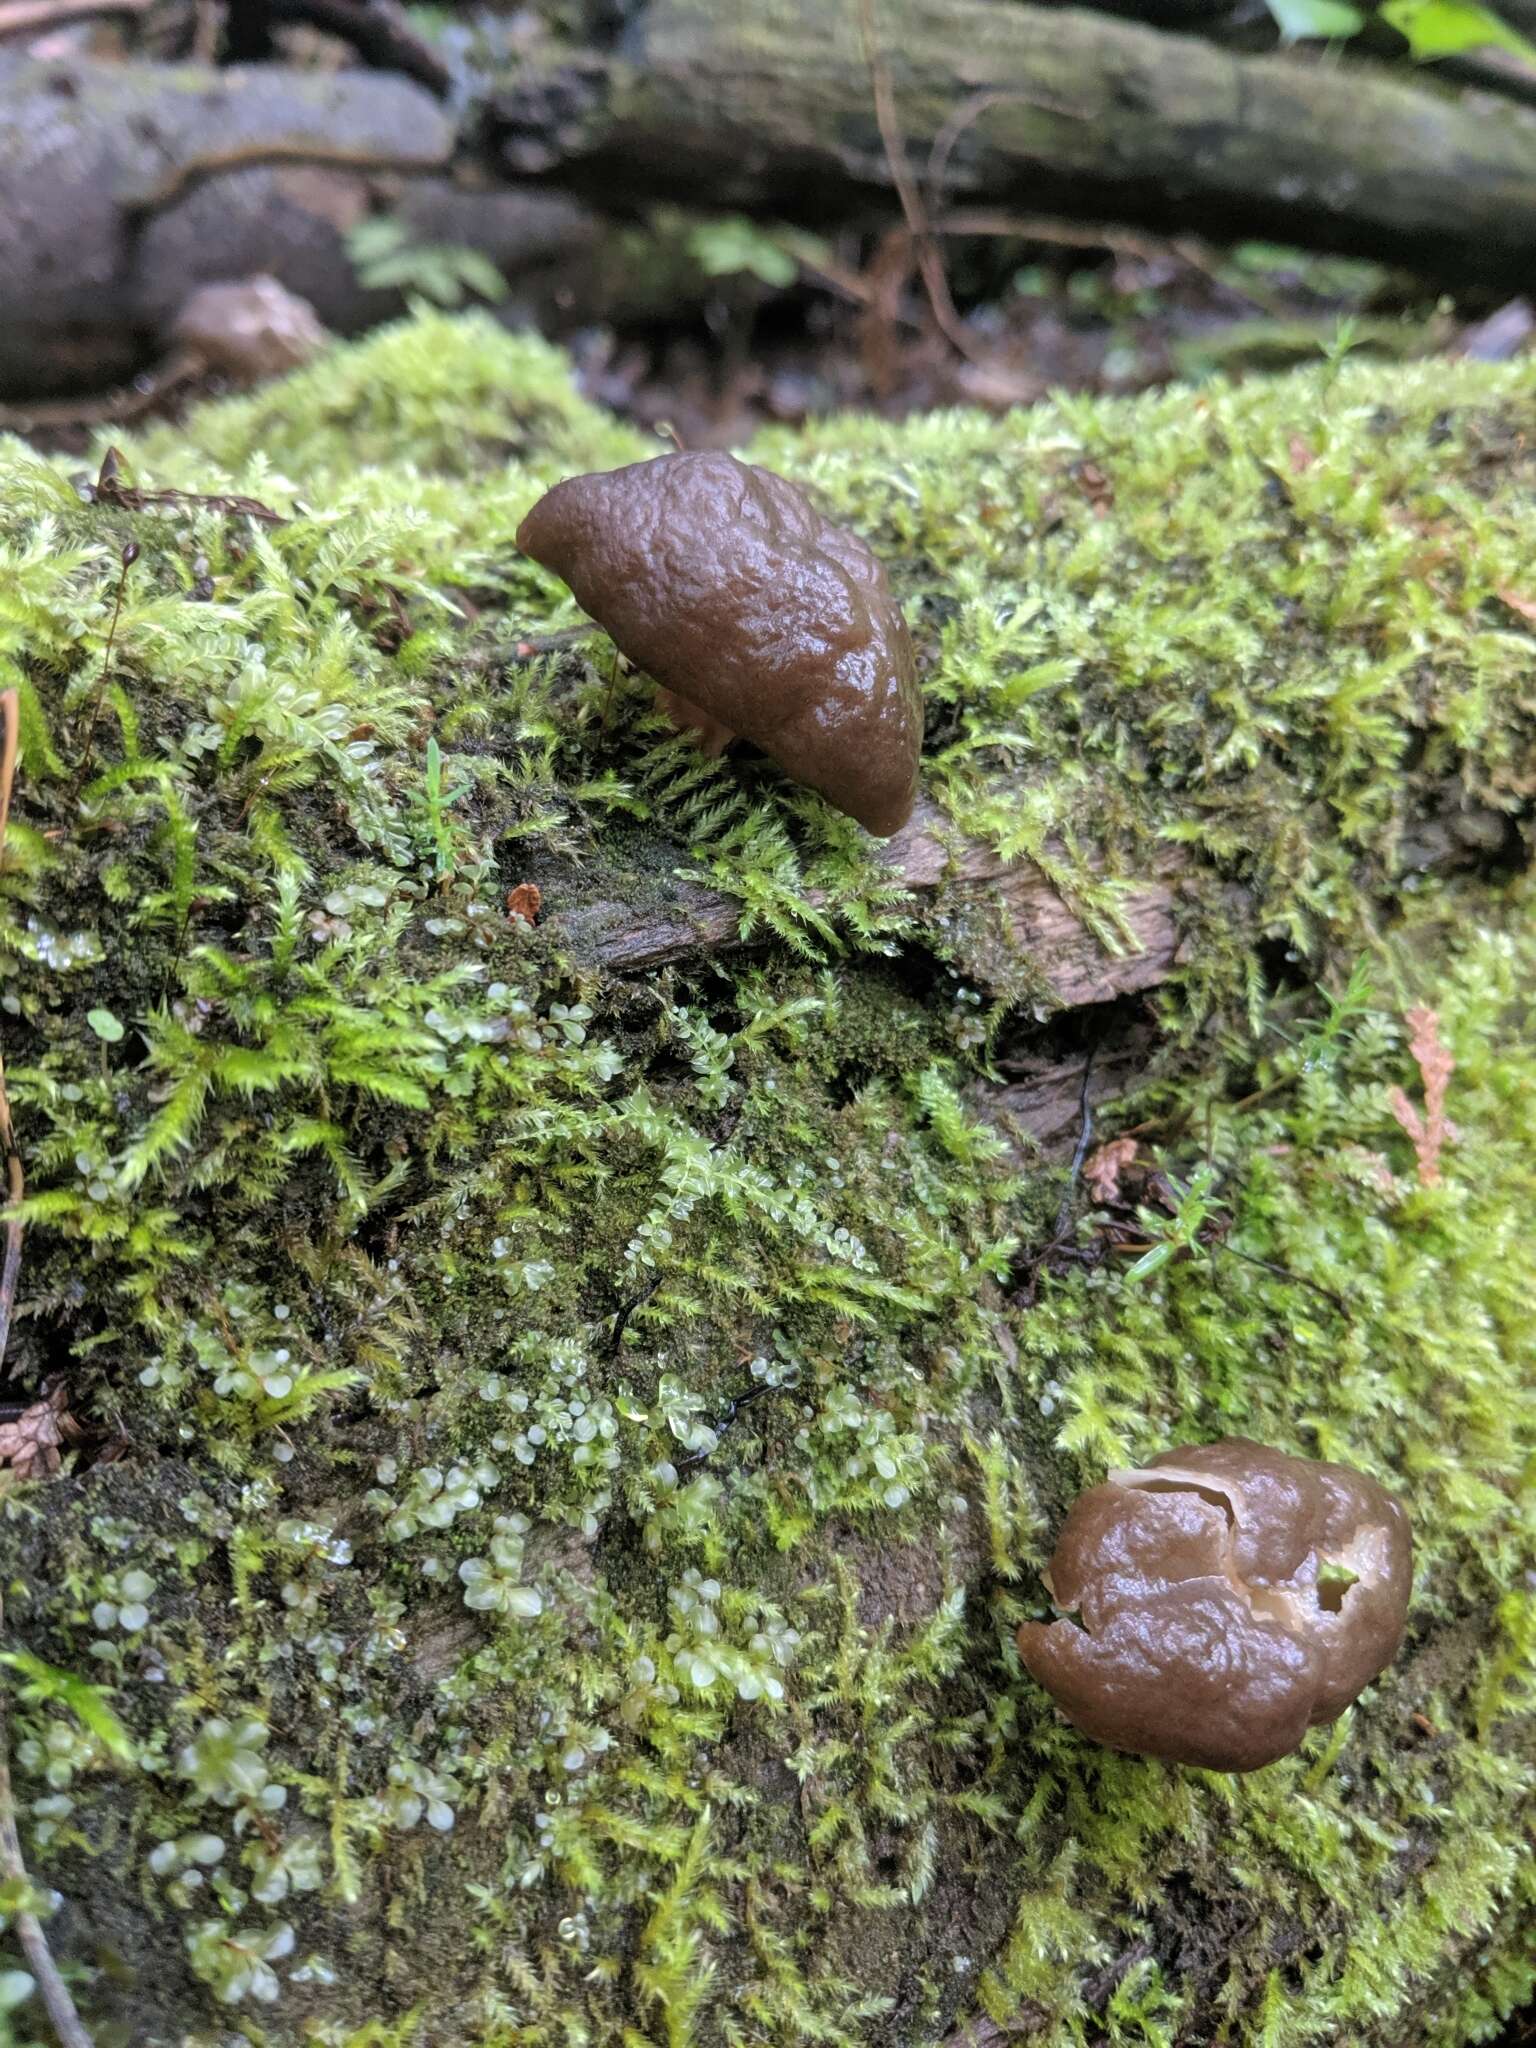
[[489, 0, 1536, 285], [13, 0, 1536, 402], [0, 314, 1533, 2046]]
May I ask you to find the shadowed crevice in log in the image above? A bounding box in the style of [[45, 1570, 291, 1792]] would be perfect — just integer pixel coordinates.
[[552, 787, 1524, 1010], [551, 794, 1188, 1001]]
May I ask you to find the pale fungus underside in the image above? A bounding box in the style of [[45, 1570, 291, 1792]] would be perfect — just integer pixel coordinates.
[[0, 312, 1530, 2046]]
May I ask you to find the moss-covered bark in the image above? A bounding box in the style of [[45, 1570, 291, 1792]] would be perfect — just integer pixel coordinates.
[[483, 0, 1536, 287], [0, 313, 1531, 2047]]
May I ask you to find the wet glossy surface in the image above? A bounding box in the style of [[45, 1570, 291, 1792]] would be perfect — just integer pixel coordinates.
[[516, 452, 921, 835], [1018, 1437, 1414, 1771]]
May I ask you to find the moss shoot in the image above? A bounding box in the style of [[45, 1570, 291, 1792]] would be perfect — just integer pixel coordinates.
[[0, 311, 1530, 2047]]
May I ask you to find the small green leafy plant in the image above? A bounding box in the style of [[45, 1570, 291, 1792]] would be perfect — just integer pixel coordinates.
[[1266, 0, 1536, 58], [1125, 1163, 1226, 1283], [346, 218, 508, 309]]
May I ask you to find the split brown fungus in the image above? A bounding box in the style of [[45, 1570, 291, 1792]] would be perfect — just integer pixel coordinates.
[[1017, 1438, 1414, 1772], [514, 451, 923, 835]]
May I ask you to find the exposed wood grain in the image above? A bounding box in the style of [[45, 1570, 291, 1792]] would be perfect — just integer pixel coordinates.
[[554, 794, 1189, 1006]]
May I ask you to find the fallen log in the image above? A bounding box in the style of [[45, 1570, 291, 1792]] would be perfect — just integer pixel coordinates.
[[0, 56, 453, 394], [559, 798, 1186, 997], [10, 0, 1536, 400], [485, 0, 1536, 286], [1, 305, 1533, 2048]]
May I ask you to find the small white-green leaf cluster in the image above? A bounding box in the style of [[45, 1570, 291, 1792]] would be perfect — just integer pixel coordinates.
[[372, 1457, 500, 1542], [664, 1571, 802, 1701], [459, 1514, 544, 1617], [90, 1567, 155, 1635], [185, 1917, 295, 2005], [176, 1716, 287, 1820]]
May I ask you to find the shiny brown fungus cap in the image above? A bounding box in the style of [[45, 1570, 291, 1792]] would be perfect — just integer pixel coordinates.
[[1017, 1437, 1413, 1771], [515, 452, 922, 835]]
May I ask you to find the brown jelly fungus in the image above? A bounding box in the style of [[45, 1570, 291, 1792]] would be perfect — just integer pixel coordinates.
[[1017, 1438, 1413, 1771], [516, 452, 922, 834]]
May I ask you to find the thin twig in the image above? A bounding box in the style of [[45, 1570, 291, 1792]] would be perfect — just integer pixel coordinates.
[[931, 208, 1292, 320], [0, 1750, 94, 2047], [0, 684, 16, 864], [855, 0, 993, 367], [0, 353, 202, 436], [190, 0, 218, 61], [0, 1154, 22, 1379], [925, 89, 1087, 211], [91, 449, 285, 527], [0, 693, 22, 1379], [263, 0, 450, 95], [677, 1381, 783, 1471], [933, 206, 1172, 262], [0, 0, 148, 35], [607, 1276, 660, 1357], [1221, 1244, 1349, 1319]]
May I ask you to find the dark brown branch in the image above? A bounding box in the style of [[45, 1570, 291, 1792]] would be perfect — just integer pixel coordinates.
[[0, 690, 23, 1383], [0, 1741, 95, 2048], [263, 0, 451, 97], [486, 0, 1536, 289], [0, 0, 149, 32]]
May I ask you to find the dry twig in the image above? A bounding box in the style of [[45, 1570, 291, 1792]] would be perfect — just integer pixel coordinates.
[[0, 688, 22, 1384], [856, 0, 993, 368], [0, 1599, 96, 2048], [261, 0, 450, 95]]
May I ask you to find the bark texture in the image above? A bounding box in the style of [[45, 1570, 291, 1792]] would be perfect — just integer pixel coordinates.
[[486, 0, 1536, 281]]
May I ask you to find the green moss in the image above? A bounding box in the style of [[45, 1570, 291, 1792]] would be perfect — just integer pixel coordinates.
[[0, 314, 1531, 2047], [131, 308, 650, 483]]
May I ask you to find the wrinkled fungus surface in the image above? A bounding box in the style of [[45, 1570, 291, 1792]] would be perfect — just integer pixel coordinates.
[[1018, 1439, 1414, 1770], [516, 450, 922, 834]]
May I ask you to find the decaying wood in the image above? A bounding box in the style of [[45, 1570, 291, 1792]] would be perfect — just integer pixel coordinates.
[[557, 775, 1516, 1061], [0, 52, 679, 400], [555, 795, 1187, 1005], [0, 55, 452, 395], [979, 1042, 1153, 1155]]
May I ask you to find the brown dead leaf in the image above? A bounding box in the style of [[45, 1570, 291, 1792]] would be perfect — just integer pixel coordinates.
[[1083, 1135, 1138, 1205], [1496, 588, 1536, 625], [506, 883, 542, 926], [1075, 460, 1113, 514], [0, 1382, 80, 1480]]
